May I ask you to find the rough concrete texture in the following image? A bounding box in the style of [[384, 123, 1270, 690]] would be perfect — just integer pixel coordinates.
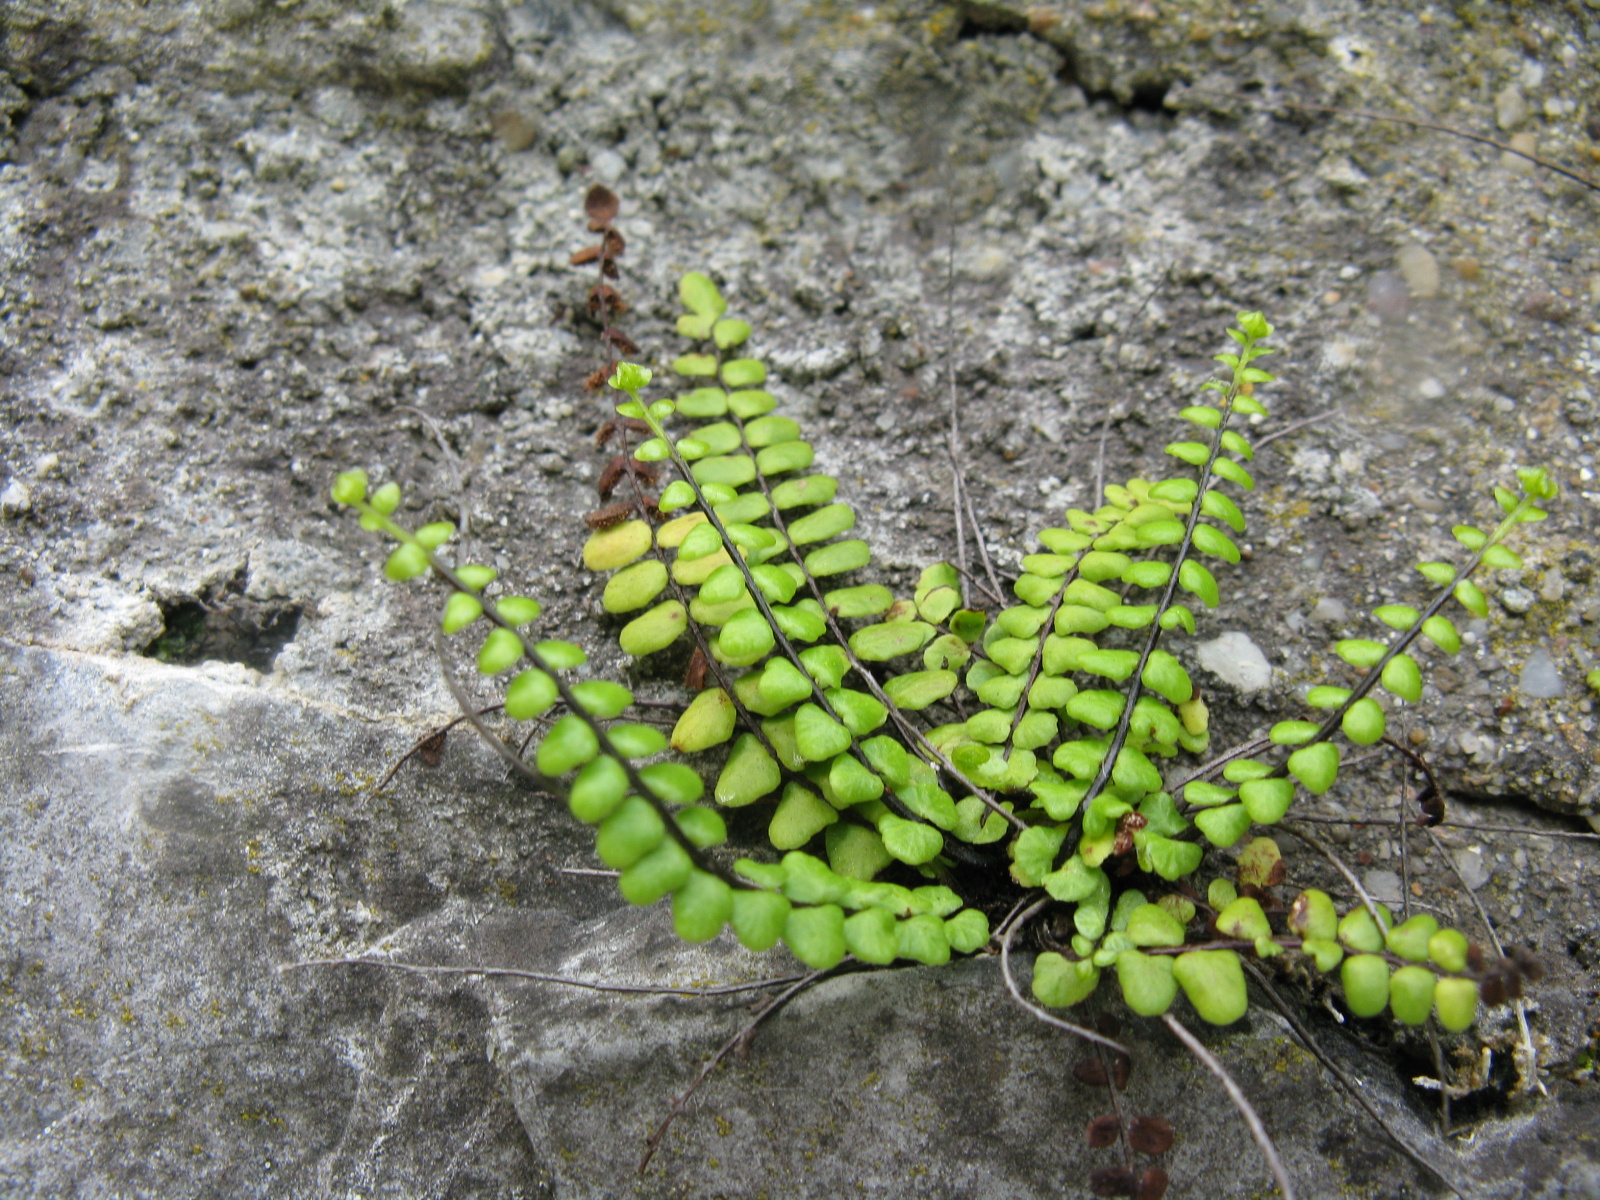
[[2, 0, 1599, 1195]]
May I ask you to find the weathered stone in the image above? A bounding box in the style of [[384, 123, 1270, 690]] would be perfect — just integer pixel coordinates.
[[1397, 244, 1441, 300], [1518, 647, 1565, 699], [483, 904, 1600, 1200], [1194, 631, 1272, 694], [1495, 85, 1529, 131], [1, 1, 1597, 1195], [0, 642, 600, 1196]]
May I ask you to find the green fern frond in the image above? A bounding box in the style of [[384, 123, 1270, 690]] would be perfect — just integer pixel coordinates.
[[341, 262, 1557, 1031]]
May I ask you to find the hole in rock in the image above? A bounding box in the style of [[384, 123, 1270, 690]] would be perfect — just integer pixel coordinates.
[[142, 588, 303, 672]]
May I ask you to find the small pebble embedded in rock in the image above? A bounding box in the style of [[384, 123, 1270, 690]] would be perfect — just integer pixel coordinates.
[[1194, 631, 1272, 694], [1521, 291, 1573, 324], [1500, 586, 1536, 615], [1310, 596, 1347, 624], [1518, 647, 1564, 698], [1503, 131, 1538, 174], [1397, 244, 1440, 299], [491, 110, 539, 152], [1494, 85, 1529, 131], [0, 480, 30, 518], [590, 149, 627, 184], [1361, 870, 1403, 906], [1452, 846, 1491, 891]]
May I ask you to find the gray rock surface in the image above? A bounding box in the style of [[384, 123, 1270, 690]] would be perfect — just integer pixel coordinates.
[[486, 907, 1598, 1200], [0, 641, 601, 1197], [2, 0, 1598, 1196]]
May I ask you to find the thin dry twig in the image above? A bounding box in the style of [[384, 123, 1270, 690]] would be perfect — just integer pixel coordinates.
[[991, 892, 1039, 947], [950, 444, 968, 606], [638, 964, 837, 1174], [1160, 1012, 1296, 1200], [944, 234, 970, 612], [1429, 821, 1598, 841], [1241, 961, 1463, 1197], [1394, 743, 1413, 921], [999, 898, 1129, 1054], [948, 559, 1008, 609], [434, 632, 560, 793], [396, 403, 471, 531], [279, 956, 809, 998], [1091, 400, 1118, 517], [368, 704, 504, 798], [1427, 1026, 1452, 1138], [963, 484, 1006, 606], [1184, 87, 1599, 194], [1253, 408, 1336, 451], [1168, 737, 1273, 798]]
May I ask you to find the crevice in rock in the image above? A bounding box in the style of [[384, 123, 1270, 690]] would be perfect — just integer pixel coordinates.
[[3, 18, 94, 100], [955, 9, 1030, 39], [142, 581, 303, 672], [955, 5, 1175, 115]]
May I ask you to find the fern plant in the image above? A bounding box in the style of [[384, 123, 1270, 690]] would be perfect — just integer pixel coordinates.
[[329, 208, 1557, 1192]]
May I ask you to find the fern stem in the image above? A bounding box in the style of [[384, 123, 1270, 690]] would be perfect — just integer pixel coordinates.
[[1273, 495, 1537, 771], [639, 405, 978, 848], [613, 424, 791, 773], [1074, 365, 1249, 825], [727, 409, 1028, 834], [637, 368, 1024, 837], [360, 501, 749, 890], [1002, 560, 1083, 748]]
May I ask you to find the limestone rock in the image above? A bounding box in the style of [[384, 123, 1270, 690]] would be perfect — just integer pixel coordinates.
[[1195, 631, 1273, 694], [2, 1, 1597, 1195], [1397, 244, 1440, 299]]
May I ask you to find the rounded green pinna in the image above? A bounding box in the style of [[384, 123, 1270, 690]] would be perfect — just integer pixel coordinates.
[[672, 871, 733, 942], [1340, 954, 1390, 1018], [1433, 977, 1479, 1032], [1388, 965, 1436, 1026], [1172, 950, 1248, 1025], [1032, 953, 1100, 1008], [1115, 950, 1178, 1016]]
